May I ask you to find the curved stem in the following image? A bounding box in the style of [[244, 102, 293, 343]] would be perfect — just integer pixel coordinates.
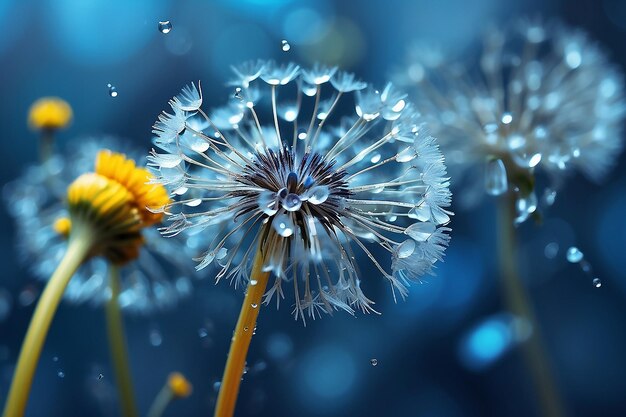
[[213, 248, 270, 417], [147, 384, 173, 417], [497, 195, 565, 417], [105, 265, 139, 417], [2, 231, 93, 417]]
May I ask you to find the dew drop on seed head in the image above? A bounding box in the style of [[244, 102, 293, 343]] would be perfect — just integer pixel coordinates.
[[158, 20, 172, 34], [107, 84, 118, 98], [370, 358, 378, 366], [566, 247, 583, 263], [593, 278, 602, 288], [281, 40, 291, 52]]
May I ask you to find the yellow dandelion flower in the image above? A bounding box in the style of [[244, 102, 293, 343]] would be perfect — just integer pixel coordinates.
[[28, 97, 73, 130], [3, 151, 170, 417], [167, 372, 193, 398]]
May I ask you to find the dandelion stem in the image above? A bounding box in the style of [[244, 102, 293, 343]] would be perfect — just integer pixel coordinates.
[[105, 265, 139, 417], [147, 384, 174, 417], [497, 195, 565, 417], [214, 246, 270, 417], [39, 130, 55, 164], [2, 228, 94, 417]]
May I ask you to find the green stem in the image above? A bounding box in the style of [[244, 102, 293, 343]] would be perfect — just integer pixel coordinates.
[[105, 266, 139, 417], [39, 130, 55, 164], [147, 384, 174, 417], [2, 230, 93, 417], [497, 195, 565, 417]]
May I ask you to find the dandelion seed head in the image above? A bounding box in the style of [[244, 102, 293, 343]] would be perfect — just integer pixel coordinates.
[[149, 60, 452, 321], [395, 19, 626, 221], [4, 138, 202, 314]]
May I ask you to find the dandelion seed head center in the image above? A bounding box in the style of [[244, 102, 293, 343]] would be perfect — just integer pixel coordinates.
[[235, 148, 351, 228]]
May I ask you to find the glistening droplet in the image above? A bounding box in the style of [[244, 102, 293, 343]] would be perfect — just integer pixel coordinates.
[[370, 358, 378, 366], [566, 247, 583, 263], [485, 159, 508, 196], [281, 40, 291, 52], [107, 83, 118, 98], [158, 20, 172, 34], [593, 278, 602, 288]]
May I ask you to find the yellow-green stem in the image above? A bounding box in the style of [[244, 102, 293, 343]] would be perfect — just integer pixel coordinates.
[[214, 248, 270, 417], [39, 130, 55, 164], [497, 195, 565, 417], [2, 230, 93, 417], [105, 265, 139, 417], [147, 384, 174, 417]]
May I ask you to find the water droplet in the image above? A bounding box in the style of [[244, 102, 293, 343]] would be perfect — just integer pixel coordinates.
[[244, 326, 249, 332], [543, 188, 557, 206], [52, 356, 59, 362], [251, 303, 258, 309], [297, 128, 307, 140], [370, 153, 381, 164], [198, 328, 208, 338], [516, 192, 537, 217], [544, 242, 559, 259], [566, 247, 584, 263], [370, 358, 378, 366], [213, 381, 221, 392], [272, 213, 294, 237], [250, 279, 258, 286], [307, 186, 329, 205], [57, 371, 65, 378], [501, 112, 513, 124], [281, 40, 291, 52], [282, 193, 302, 211], [107, 83, 118, 98], [98, 373, 104, 380], [593, 278, 602, 288], [158, 20, 172, 34], [149, 329, 163, 347], [396, 240, 416, 259], [234, 87, 243, 100], [485, 159, 508, 196]]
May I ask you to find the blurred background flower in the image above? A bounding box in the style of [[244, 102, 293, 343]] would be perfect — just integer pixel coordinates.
[[1, 1, 626, 416]]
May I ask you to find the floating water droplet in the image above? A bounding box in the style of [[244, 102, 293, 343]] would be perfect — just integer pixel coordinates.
[[107, 83, 118, 98], [516, 192, 537, 217], [52, 356, 59, 362], [251, 303, 258, 309], [158, 20, 172, 34], [272, 213, 294, 237], [281, 40, 291, 52], [297, 128, 307, 140], [592, 278, 602, 288], [566, 247, 583, 263], [544, 242, 559, 259], [370, 358, 378, 366], [213, 381, 221, 392], [57, 371, 65, 378], [198, 328, 208, 338], [501, 112, 513, 124], [542, 188, 557, 206], [149, 329, 163, 347], [234, 87, 243, 100], [98, 373, 104, 380], [485, 159, 508, 196]]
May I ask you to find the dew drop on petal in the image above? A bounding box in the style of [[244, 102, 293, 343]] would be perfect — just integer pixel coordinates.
[[566, 247, 584, 263], [272, 213, 294, 237], [107, 83, 118, 98], [308, 186, 329, 205], [158, 20, 172, 34], [593, 278, 602, 288], [370, 359, 378, 366], [485, 159, 508, 196], [281, 40, 291, 52], [396, 240, 416, 259]]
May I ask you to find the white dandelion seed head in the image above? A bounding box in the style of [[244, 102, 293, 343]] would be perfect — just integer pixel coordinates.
[[3, 137, 203, 315], [395, 18, 626, 221], [149, 60, 452, 322]]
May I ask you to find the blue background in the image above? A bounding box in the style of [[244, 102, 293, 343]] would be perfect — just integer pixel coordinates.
[[1, 0, 626, 416]]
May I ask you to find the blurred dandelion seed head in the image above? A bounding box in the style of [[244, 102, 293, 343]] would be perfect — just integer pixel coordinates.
[[168, 372, 193, 398], [396, 18, 626, 222], [148, 60, 452, 321], [4, 138, 201, 314], [28, 97, 73, 130]]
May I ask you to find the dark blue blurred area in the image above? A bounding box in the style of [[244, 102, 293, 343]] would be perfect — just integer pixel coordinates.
[[1, 0, 626, 416]]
